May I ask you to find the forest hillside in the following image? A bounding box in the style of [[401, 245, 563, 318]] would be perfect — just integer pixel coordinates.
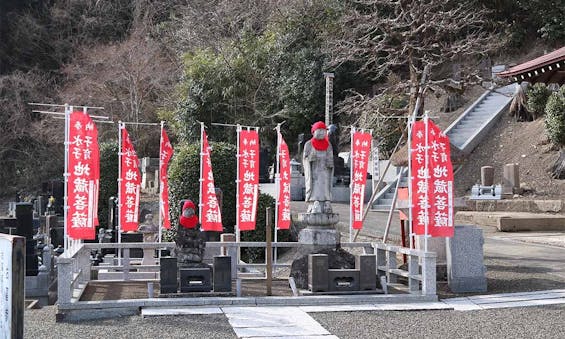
[[0, 0, 563, 196]]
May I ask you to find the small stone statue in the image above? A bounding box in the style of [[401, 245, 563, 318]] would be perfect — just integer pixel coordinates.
[[303, 121, 334, 214], [173, 200, 206, 268], [138, 213, 158, 242]]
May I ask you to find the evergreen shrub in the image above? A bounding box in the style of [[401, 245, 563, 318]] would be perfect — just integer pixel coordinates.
[[527, 83, 551, 119], [544, 86, 565, 146]]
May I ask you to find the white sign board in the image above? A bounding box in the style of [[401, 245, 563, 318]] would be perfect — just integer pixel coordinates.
[[0, 236, 13, 339]]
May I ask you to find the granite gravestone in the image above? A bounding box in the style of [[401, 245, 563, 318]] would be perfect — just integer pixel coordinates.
[[446, 225, 487, 293], [15, 203, 38, 276], [213, 256, 232, 292], [159, 257, 178, 294]]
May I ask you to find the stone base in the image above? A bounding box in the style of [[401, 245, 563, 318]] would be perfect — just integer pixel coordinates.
[[448, 277, 487, 293], [290, 248, 356, 290], [298, 228, 340, 247], [295, 213, 339, 227]]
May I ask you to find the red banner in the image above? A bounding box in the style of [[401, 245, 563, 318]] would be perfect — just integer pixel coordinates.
[[159, 127, 174, 229], [119, 126, 141, 232], [67, 111, 98, 240], [237, 130, 259, 231], [90, 120, 100, 227], [410, 119, 454, 237], [277, 133, 291, 230], [200, 129, 223, 231], [350, 131, 372, 230]]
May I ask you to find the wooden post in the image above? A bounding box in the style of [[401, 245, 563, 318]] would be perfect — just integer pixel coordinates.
[[266, 207, 273, 296], [0, 234, 25, 338]]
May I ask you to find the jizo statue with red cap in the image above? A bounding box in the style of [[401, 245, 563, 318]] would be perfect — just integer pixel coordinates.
[[173, 199, 206, 267], [303, 121, 334, 214]]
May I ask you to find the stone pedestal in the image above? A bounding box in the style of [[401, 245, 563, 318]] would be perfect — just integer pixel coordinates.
[[308, 254, 329, 292], [295, 212, 340, 249], [140, 232, 157, 266], [446, 225, 487, 293], [298, 228, 340, 247]]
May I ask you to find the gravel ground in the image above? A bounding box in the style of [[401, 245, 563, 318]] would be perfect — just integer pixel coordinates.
[[311, 305, 565, 339], [25, 306, 236, 339]]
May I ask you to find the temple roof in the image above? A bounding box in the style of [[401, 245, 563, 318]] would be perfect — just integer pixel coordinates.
[[497, 46, 565, 85]]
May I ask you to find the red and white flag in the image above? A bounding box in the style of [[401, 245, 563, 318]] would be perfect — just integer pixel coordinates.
[[350, 131, 372, 230], [277, 133, 291, 230], [237, 129, 259, 231], [410, 118, 454, 237], [159, 127, 174, 229], [67, 111, 99, 240], [200, 129, 223, 231], [119, 125, 141, 232]]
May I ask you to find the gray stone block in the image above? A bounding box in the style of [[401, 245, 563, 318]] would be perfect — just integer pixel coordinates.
[[298, 228, 340, 246], [356, 254, 376, 290], [159, 257, 177, 294], [213, 256, 231, 292], [308, 254, 328, 292], [179, 267, 212, 293], [481, 166, 494, 186], [502, 163, 520, 195], [328, 269, 360, 292], [446, 225, 487, 293]]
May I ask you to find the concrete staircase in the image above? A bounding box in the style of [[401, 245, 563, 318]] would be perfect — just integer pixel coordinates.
[[371, 84, 516, 211], [445, 84, 515, 153]]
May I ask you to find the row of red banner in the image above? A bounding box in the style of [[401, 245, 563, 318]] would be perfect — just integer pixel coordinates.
[[67, 117, 454, 240]]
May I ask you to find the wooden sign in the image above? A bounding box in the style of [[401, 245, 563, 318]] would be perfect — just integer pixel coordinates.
[[0, 234, 25, 339]]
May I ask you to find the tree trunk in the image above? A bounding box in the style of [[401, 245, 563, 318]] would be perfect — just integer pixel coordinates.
[[408, 58, 418, 116], [550, 149, 565, 179]]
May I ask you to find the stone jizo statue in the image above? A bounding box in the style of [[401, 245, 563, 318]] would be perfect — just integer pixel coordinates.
[[303, 121, 334, 214], [173, 200, 206, 268]]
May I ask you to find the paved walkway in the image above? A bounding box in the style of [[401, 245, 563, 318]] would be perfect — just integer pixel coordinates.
[[141, 289, 565, 338]]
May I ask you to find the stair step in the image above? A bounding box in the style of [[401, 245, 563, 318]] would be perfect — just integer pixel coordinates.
[[378, 198, 393, 205], [372, 203, 392, 211]]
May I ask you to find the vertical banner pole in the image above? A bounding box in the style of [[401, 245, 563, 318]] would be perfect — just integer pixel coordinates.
[[349, 126, 354, 243], [274, 123, 282, 274], [409, 64, 429, 250], [117, 121, 123, 262], [407, 117, 414, 249], [158, 121, 164, 244], [372, 139, 379, 202], [266, 207, 273, 296], [236, 124, 241, 263], [199, 122, 204, 225], [63, 104, 70, 253], [424, 113, 429, 253]]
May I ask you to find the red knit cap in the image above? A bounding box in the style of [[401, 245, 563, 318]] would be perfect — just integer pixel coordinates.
[[179, 200, 198, 228], [182, 200, 196, 210], [311, 121, 327, 134]]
